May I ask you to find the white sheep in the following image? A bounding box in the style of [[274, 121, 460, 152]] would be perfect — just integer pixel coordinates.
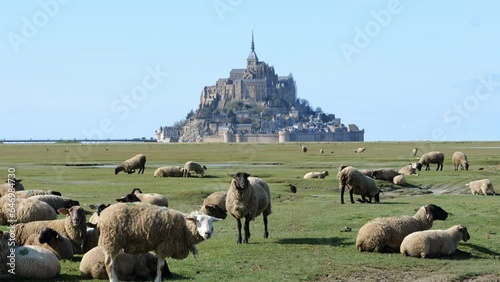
[[452, 151, 469, 171], [400, 224, 470, 258], [98, 203, 220, 282], [370, 168, 400, 182], [0, 197, 56, 225], [354, 147, 366, 155], [225, 172, 272, 244], [356, 204, 449, 252], [115, 154, 146, 174], [153, 166, 187, 177], [116, 188, 168, 207], [303, 171, 329, 179], [200, 191, 227, 219], [416, 151, 445, 171], [337, 166, 380, 204], [183, 161, 207, 177], [466, 179, 496, 195], [412, 148, 418, 156], [0, 178, 24, 197], [398, 163, 419, 176], [29, 195, 80, 213], [392, 175, 406, 186], [80, 246, 170, 280], [24, 227, 74, 260], [13, 189, 61, 198]]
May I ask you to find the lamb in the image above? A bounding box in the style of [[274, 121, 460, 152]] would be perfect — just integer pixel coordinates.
[[80, 246, 170, 280], [400, 225, 470, 258], [370, 168, 400, 182], [13, 205, 92, 254], [452, 151, 469, 171], [97, 203, 220, 282], [116, 188, 168, 207], [416, 151, 445, 171], [153, 166, 187, 177], [200, 191, 227, 219], [354, 147, 366, 155], [393, 175, 406, 185], [24, 227, 74, 260], [30, 195, 80, 213], [183, 161, 207, 177], [0, 178, 24, 197], [466, 179, 496, 195], [115, 153, 146, 174], [398, 163, 419, 176], [356, 204, 449, 252], [14, 189, 61, 198], [0, 197, 56, 225], [412, 148, 418, 156], [225, 172, 272, 244], [303, 171, 329, 179], [337, 166, 380, 204]]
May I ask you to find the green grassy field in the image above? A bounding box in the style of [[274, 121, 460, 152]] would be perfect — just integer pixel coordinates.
[[0, 141, 499, 281]]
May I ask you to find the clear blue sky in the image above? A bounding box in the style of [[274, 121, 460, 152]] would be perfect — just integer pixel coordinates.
[[1, 1, 499, 141]]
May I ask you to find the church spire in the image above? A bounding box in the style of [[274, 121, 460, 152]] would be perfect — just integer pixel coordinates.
[[251, 30, 255, 52], [247, 30, 258, 66]]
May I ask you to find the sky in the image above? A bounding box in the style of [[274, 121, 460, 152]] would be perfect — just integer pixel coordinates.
[[1, 0, 499, 141]]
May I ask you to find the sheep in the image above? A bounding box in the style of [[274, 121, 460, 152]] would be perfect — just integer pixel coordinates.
[[29, 195, 80, 213], [153, 166, 188, 177], [416, 151, 445, 171], [200, 191, 227, 219], [320, 148, 324, 154], [393, 175, 406, 186], [301, 146, 307, 153], [183, 161, 207, 177], [466, 179, 496, 195], [398, 163, 419, 176], [13, 205, 93, 254], [452, 151, 469, 171], [0, 178, 24, 197], [24, 227, 74, 260], [116, 188, 168, 207], [354, 147, 366, 155], [115, 154, 146, 174], [97, 203, 220, 282], [0, 197, 56, 225], [337, 166, 380, 204], [13, 189, 61, 198], [400, 225, 470, 258], [303, 171, 329, 179], [88, 203, 111, 225], [359, 169, 374, 177], [355, 204, 449, 252], [80, 246, 170, 280], [226, 172, 272, 244], [370, 168, 400, 182], [412, 148, 418, 156]]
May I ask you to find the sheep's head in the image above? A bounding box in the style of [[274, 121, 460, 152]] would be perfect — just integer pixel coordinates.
[[116, 193, 141, 203], [458, 225, 470, 242], [186, 211, 221, 240], [89, 203, 111, 216], [6, 178, 22, 188], [65, 199, 80, 209], [39, 227, 74, 259], [48, 190, 62, 196], [228, 172, 251, 190], [201, 205, 227, 220], [415, 162, 423, 171], [59, 206, 92, 226], [114, 166, 123, 174], [424, 204, 448, 221], [131, 188, 143, 194], [464, 163, 469, 170]]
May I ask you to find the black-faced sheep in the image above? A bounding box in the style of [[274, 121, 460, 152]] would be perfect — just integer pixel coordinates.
[[200, 191, 227, 219], [0, 178, 24, 197], [97, 203, 220, 282], [416, 151, 445, 171], [116, 188, 168, 207], [400, 224, 470, 258], [153, 166, 187, 177], [412, 148, 418, 156], [183, 161, 207, 177], [452, 151, 469, 171], [30, 195, 80, 213], [0, 197, 56, 225], [466, 179, 496, 195], [115, 154, 146, 174], [24, 227, 74, 260], [14, 189, 61, 198], [356, 204, 449, 252], [226, 172, 272, 244], [337, 166, 380, 204], [303, 171, 329, 179], [301, 146, 308, 153]]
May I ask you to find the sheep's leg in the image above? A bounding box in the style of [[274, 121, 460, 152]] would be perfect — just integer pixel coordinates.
[[154, 256, 166, 282], [340, 185, 346, 204], [263, 214, 269, 239], [349, 189, 355, 204], [236, 218, 243, 244], [243, 217, 251, 244], [104, 253, 119, 282]]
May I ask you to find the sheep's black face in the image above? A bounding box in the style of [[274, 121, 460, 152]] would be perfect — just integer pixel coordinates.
[[415, 163, 423, 171], [116, 193, 141, 203], [373, 192, 380, 203], [232, 172, 250, 190], [461, 226, 471, 242], [465, 163, 469, 170], [426, 204, 448, 221], [69, 207, 86, 226], [39, 228, 58, 244], [204, 205, 227, 220], [114, 167, 121, 174], [96, 204, 110, 216]]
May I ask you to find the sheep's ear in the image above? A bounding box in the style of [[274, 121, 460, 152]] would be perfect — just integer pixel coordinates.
[[58, 208, 69, 215]]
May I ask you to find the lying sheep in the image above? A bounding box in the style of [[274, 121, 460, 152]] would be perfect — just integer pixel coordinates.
[[354, 147, 366, 155], [30, 195, 80, 213], [398, 163, 419, 176], [24, 227, 74, 260], [115, 154, 146, 174], [452, 151, 469, 171], [14, 189, 61, 198], [0, 178, 24, 197], [80, 246, 170, 280], [226, 172, 272, 244], [416, 151, 445, 171], [393, 175, 406, 186], [116, 188, 168, 207], [0, 197, 56, 225], [400, 225, 470, 258], [370, 168, 399, 182], [183, 161, 207, 177], [356, 204, 449, 252], [153, 166, 187, 177], [200, 191, 227, 219], [412, 148, 418, 156], [88, 203, 111, 225], [303, 171, 329, 179], [98, 203, 220, 282], [337, 166, 380, 204], [466, 179, 496, 195]]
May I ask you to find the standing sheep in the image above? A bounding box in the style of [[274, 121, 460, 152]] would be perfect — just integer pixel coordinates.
[[452, 151, 469, 171], [356, 204, 449, 252], [400, 225, 470, 258], [0, 178, 24, 197], [416, 151, 445, 171], [183, 161, 207, 177], [116, 188, 168, 207], [337, 166, 380, 204], [466, 179, 496, 195], [97, 203, 220, 282], [354, 147, 366, 155], [226, 172, 272, 244], [115, 154, 146, 174], [412, 148, 418, 156], [0, 197, 56, 225], [303, 171, 329, 179], [153, 166, 187, 177], [200, 191, 227, 220]]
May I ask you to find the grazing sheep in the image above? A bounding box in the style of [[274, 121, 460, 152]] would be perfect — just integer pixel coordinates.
[[400, 225, 470, 258], [0, 178, 24, 197], [14, 206, 93, 254], [452, 151, 469, 171], [116, 188, 168, 207], [416, 151, 445, 171], [226, 172, 272, 244], [303, 171, 329, 179], [354, 147, 366, 155], [30, 195, 80, 213], [14, 189, 61, 198], [24, 227, 74, 260], [337, 166, 380, 204], [115, 154, 146, 174], [183, 161, 207, 177], [466, 179, 496, 195], [398, 163, 419, 176], [98, 203, 220, 282], [0, 197, 56, 225], [412, 148, 418, 156], [393, 175, 406, 186], [370, 168, 400, 182], [153, 166, 187, 177], [301, 146, 308, 153], [356, 204, 449, 252], [200, 191, 227, 219]]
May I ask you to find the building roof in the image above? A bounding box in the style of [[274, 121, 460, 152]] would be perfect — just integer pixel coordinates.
[[230, 69, 246, 74]]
